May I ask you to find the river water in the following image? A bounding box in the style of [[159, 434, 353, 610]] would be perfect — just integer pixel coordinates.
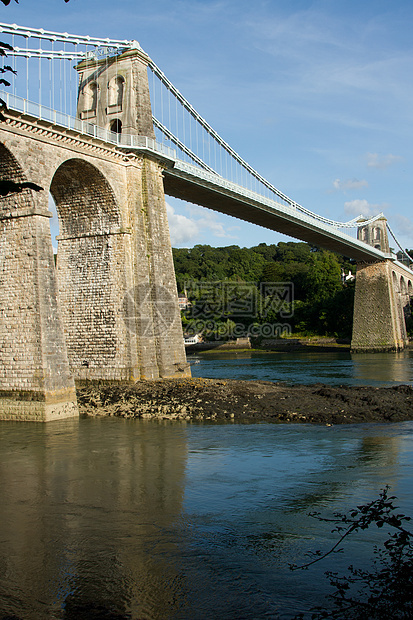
[[1, 351, 413, 619], [188, 347, 413, 386]]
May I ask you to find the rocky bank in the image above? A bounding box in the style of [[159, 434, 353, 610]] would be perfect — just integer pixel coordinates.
[[76, 378, 413, 425]]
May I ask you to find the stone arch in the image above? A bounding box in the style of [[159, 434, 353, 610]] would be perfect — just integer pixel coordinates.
[[108, 75, 124, 109], [50, 159, 130, 378], [391, 271, 409, 343], [392, 271, 399, 293], [408, 280, 413, 298], [400, 276, 411, 335], [51, 159, 120, 237], [392, 270, 404, 341]]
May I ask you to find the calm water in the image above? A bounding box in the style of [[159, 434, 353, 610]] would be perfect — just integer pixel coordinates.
[[1, 351, 413, 619], [188, 348, 413, 386]]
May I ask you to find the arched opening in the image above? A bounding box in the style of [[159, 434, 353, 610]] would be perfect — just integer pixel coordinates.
[[50, 159, 127, 376], [400, 276, 412, 337], [49, 192, 59, 256], [110, 119, 122, 134], [0, 143, 34, 215], [392, 271, 399, 292], [409, 282, 413, 336]]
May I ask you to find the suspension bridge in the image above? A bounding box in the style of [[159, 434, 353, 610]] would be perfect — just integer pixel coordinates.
[[0, 22, 412, 421]]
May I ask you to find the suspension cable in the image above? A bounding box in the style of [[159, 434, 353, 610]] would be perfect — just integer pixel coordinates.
[[387, 224, 413, 263], [0, 22, 131, 48]]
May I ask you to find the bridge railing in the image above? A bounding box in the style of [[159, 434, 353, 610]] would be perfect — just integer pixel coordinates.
[[0, 91, 177, 161]]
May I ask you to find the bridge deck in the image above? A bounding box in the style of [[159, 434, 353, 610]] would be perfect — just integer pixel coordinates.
[[0, 94, 404, 264], [163, 162, 391, 263]]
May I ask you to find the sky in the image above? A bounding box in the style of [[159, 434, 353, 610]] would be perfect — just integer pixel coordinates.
[[3, 0, 413, 251]]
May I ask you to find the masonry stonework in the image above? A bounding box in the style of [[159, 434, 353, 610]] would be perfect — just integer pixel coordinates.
[[0, 143, 78, 421], [351, 260, 412, 352], [0, 45, 190, 420], [352, 219, 412, 352]]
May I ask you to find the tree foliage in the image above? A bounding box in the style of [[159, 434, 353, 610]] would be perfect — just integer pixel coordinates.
[[173, 242, 355, 339], [291, 487, 413, 619]]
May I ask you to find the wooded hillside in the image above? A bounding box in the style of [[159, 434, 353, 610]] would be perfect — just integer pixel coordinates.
[[172, 242, 356, 340]]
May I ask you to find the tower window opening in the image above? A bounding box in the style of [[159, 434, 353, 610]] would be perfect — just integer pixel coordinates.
[[110, 119, 122, 134]]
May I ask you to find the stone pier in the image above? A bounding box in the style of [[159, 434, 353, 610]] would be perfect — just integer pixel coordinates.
[[351, 260, 410, 352], [0, 144, 78, 421], [351, 218, 412, 352]]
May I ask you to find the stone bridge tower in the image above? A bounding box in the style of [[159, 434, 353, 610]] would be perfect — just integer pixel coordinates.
[[76, 41, 154, 138], [351, 217, 412, 351], [0, 43, 190, 421]]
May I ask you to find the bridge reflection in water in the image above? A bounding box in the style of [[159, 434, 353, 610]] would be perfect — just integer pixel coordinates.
[[0, 418, 188, 619], [0, 416, 411, 619]]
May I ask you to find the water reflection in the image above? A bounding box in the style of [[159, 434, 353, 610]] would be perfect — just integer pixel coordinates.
[[0, 419, 188, 620], [1, 418, 413, 619], [351, 350, 413, 384]]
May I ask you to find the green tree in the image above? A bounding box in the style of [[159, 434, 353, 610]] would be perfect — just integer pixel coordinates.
[[306, 251, 342, 303]]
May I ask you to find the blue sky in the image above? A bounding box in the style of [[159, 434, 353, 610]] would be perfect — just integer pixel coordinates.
[[3, 0, 413, 251]]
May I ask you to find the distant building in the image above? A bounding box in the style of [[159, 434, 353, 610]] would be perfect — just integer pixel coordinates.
[[178, 295, 191, 310], [342, 269, 355, 284], [396, 251, 413, 268], [184, 334, 201, 346]]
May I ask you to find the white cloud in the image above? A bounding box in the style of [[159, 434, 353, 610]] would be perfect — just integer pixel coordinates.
[[344, 199, 386, 217], [166, 203, 199, 246], [167, 202, 239, 247], [195, 211, 238, 238], [332, 178, 368, 192], [366, 153, 402, 169]]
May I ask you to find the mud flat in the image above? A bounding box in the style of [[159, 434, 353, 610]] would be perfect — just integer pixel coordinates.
[[76, 378, 413, 424]]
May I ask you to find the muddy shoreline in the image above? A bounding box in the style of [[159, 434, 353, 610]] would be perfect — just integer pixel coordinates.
[[76, 378, 413, 425]]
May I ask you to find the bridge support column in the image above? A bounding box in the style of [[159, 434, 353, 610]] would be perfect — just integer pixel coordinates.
[[126, 156, 190, 379], [0, 193, 78, 421], [351, 261, 408, 352]]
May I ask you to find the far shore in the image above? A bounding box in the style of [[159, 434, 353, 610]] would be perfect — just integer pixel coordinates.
[[185, 336, 351, 355]]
